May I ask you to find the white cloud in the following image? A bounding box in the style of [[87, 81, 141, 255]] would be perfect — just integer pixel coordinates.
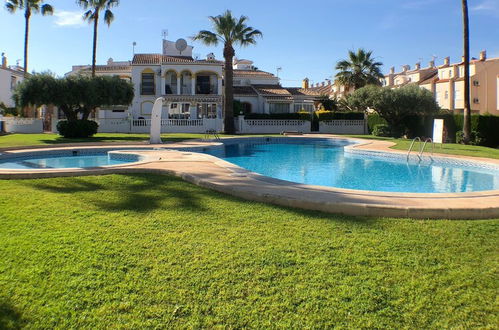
[[471, 0, 499, 16], [53, 11, 85, 27]]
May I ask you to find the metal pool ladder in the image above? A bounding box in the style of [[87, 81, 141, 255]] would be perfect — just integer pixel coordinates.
[[407, 137, 434, 161], [204, 129, 220, 140]]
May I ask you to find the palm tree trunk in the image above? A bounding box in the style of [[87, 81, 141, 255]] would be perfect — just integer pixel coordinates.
[[23, 7, 31, 77], [223, 44, 235, 134], [462, 0, 471, 144], [91, 13, 99, 78]]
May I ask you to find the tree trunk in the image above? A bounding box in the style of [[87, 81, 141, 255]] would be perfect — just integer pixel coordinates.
[[23, 8, 31, 77], [91, 13, 99, 78], [462, 0, 471, 144], [223, 44, 235, 134]]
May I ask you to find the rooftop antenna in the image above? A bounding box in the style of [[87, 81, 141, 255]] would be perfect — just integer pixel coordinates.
[[276, 67, 282, 78], [431, 54, 438, 61], [132, 41, 137, 55], [162, 29, 168, 40]]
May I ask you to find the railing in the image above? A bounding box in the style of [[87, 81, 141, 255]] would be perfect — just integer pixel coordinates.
[[245, 119, 306, 126], [407, 137, 434, 161], [132, 119, 203, 127], [407, 137, 422, 161], [321, 120, 364, 126]]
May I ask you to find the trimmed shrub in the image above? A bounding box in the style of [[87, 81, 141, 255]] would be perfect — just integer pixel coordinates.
[[456, 130, 484, 146], [57, 120, 98, 138], [245, 112, 311, 120], [372, 124, 392, 137], [367, 114, 388, 133]]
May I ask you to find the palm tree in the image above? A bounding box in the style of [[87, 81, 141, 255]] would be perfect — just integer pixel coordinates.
[[77, 0, 119, 77], [335, 49, 383, 90], [192, 10, 262, 134], [5, 0, 54, 76], [462, 0, 471, 144]]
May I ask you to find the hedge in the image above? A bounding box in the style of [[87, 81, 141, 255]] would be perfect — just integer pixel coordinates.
[[368, 113, 499, 147]]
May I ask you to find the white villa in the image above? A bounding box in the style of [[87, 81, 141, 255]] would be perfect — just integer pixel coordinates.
[[0, 53, 25, 108], [67, 38, 324, 121]]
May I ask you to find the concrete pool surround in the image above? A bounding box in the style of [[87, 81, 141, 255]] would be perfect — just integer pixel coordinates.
[[1, 135, 498, 220]]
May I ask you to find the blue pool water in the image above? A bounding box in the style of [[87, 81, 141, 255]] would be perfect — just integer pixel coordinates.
[[205, 140, 499, 193], [0, 154, 133, 169]]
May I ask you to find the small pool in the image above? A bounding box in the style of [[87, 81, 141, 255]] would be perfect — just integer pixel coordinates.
[[0, 152, 138, 169], [204, 139, 499, 193]]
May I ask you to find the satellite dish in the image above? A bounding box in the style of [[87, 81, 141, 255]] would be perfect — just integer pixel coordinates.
[[175, 38, 187, 54]]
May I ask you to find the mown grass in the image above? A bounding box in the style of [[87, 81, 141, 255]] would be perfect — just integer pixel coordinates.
[[347, 135, 499, 159], [0, 133, 206, 148], [0, 174, 497, 328]]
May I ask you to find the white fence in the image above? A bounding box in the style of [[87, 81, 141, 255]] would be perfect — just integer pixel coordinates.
[[319, 120, 366, 134], [1, 117, 44, 133], [236, 116, 311, 134], [97, 118, 223, 134]]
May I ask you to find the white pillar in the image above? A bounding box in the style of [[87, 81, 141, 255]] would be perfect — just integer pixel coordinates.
[[150, 97, 164, 144], [176, 76, 181, 95], [191, 74, 196, 95], [217, 76, 222, 95], [190, 102, 197, 119]]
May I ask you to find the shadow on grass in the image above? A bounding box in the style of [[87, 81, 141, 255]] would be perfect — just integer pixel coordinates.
[[25, 174, 210, 214], [0, 301, 23, 330], [38, 136, 198, 145], [23, 173, 375, 225]]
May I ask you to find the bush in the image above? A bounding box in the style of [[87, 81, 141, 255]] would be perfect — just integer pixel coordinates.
[[245, 113, 311, 120], [367, 114, 388, 133], [372, 124, 392, 137], [57, 120, 98, 138], [315, 111, 364, 121], [456, 130, 484, 146]]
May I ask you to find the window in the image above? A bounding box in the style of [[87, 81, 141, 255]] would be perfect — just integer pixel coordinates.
[[473, 98, 480, 104], [444, 91, 449, 99], [435, 91, 440, 100], [473, 80, 480, 86], [293, 103, 314, 112], [141, 73, 155, 95], [448, 70, 452, 78], [197, 103, 217, 118], [10, 76, 16, 90], [454, 90, 461, 100], [269, 103, 290, 114]]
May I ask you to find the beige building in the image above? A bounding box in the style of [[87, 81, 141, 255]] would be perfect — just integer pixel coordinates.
[[383, 51, 499, 115]]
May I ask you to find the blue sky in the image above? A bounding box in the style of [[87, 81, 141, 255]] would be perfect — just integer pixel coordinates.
[[1, 0, 497, 87]]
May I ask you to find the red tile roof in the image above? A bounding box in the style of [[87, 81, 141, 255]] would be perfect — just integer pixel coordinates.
[[233, 69, 277, 79], [233, 86, 258, 96]]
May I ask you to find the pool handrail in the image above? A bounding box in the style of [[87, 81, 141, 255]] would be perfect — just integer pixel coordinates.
[[407, 137, 422, 161], [419, 138, 434, 159]]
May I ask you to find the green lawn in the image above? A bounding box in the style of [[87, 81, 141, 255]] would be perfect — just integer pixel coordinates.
[[347, 135, 499, 159], [0, 133, 206, 148], [0, 174, 497, 328]]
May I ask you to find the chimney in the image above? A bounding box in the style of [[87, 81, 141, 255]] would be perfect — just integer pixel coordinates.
[[321, 82, 325, 87], [302, 78, 309, 89], [1, 53, 6, 69], [444, 56, 450, 66], [107, 57, 114, 65], [389, 67, 395, 74], [461, 55, 465, 62], [402, 65, 410, 72], [415, 62, 421, 70], [327, 80, 331, 85], [429, 60, 435, 68], [479, 50, 486, 61]]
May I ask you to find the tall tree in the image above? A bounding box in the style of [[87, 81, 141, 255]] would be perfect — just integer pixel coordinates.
[[5, 0, 54, 76], [77, 0, 119, 77], [192, 10, 262, 134], [335, 49, 383, 91], [462, 0, 471, 144]]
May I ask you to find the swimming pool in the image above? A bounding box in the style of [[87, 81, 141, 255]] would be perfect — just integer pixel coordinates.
[[0, 151, 140, 169], [204, 139, 499, 193]]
